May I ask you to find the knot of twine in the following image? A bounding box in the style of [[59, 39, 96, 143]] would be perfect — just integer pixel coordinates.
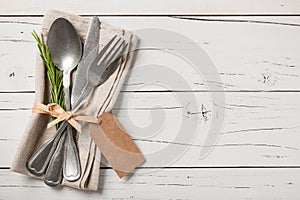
[[32, 100, 100, 132]]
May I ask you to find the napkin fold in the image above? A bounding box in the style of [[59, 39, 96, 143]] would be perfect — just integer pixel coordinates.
[[11, 10, 138, 191]]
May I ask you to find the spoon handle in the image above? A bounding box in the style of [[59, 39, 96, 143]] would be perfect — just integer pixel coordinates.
[[62, 75, 81, 182], [44, 131, 66, 187], [63, 125, 81, 181], [26, 121, 68, 176]]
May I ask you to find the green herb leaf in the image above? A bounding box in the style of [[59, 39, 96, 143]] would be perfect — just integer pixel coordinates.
[[32, 30, 64, 129]]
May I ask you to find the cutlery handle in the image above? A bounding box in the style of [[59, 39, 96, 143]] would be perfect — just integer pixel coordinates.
[[63, 76, 71, 111], [44, 131, 66, 187], [26, 121, 68, 176], [62, 76, 81, 182], [63, 125, 81, 181]]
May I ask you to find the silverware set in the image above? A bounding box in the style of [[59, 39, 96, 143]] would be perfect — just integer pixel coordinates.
[[26, 16, 128, 186]]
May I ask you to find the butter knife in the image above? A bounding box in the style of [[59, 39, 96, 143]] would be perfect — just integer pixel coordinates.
[[72, 17, 100, 105]]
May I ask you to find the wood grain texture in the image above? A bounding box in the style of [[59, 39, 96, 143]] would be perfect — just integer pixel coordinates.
[[0, 0, 300, 15], [1, 91, 300, 167], [1, 13, 300, 198], [1, 17, 300, 92], [1, 169, 299, 199]]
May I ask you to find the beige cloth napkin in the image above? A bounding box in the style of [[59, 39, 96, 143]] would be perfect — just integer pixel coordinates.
[[11, 10, 138, 191]]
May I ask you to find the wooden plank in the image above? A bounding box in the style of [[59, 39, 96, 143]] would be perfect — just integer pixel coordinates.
[[0, 18, 39, 92], [1, 169, 299, 199], [0, 0, 300, 15], [1, 92, 300, 167], [1, 17, 300, 92]]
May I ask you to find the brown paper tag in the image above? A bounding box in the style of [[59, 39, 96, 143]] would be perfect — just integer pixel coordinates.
[[89, 112, 145, 178]]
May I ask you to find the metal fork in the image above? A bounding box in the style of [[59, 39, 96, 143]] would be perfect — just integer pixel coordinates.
[[76, 35, 127, 103], [26, 35, 128, 187]]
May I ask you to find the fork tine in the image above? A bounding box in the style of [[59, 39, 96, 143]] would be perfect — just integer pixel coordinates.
[[92, 35, 117, 66], [102, 42, 129, 77], [96, 42, 128, 86], [97, 37, 122, 65], [102, 38, 125, 67], [89, 35, 129, 86], [107, 41, 128, 68], [106, 42, 128, 67]]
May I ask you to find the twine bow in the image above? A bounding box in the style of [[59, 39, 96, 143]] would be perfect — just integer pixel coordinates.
[[32, 100, 100, 132]]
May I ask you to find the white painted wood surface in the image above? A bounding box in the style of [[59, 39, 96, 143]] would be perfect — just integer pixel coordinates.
[[1, 169, 299, 199], [1, 92, 300, 167], [1, 17, 300, 92], [0, 0, 300, 15], [0, 6, 299, 200]]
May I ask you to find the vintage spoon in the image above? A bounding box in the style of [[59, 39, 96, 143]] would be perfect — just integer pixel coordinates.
[[45, 17, 82, 186]]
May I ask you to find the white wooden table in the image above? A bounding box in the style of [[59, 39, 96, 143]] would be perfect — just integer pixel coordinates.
[[1, 1, 300, 199]]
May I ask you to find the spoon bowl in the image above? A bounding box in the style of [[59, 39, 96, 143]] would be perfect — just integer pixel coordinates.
[[47, 18, 82, 73]]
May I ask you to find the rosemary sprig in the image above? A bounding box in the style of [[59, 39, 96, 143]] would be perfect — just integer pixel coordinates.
[[32, 30, 64, 129]]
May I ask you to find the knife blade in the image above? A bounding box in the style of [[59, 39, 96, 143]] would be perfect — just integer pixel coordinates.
[[72, 17, 100, 106]]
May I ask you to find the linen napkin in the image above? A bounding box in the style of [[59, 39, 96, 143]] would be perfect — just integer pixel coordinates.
[[11, 10, 138, 191]]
